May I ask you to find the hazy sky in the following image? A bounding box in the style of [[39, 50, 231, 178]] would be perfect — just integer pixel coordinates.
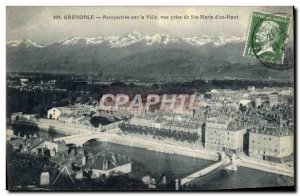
[[7, 6, 293, 43]]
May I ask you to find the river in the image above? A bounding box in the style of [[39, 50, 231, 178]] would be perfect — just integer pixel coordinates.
[[10, 129, 294, 190]]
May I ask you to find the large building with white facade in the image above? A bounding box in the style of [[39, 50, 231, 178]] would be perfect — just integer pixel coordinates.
[[269, 93, 279, 107], [249, 125, 294, 163], [205, 116, 247, 154], [47, 105, 91, 120]]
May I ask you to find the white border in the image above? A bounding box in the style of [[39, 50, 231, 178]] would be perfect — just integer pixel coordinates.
[[1, 0, 299, 6], [1, 1, 299, 196]]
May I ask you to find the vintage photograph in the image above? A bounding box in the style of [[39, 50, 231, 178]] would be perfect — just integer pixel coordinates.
[[6, 6, 295, 191]]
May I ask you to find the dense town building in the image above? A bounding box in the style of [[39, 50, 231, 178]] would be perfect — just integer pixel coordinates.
[[47, 105, 92, 120], [249, 125, 294, 163], [205, 116, 247, 155], [10, 86, 295, 165]]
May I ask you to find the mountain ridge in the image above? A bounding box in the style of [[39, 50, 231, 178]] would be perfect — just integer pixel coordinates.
[[7, 32, 247, 48], [6, 32, 294, 80]]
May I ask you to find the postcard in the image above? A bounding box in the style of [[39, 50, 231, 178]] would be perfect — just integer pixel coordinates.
[[6, 6, 295, 191]]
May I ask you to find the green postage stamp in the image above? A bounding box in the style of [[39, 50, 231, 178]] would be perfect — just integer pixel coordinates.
[[244, 11, 291, 64]]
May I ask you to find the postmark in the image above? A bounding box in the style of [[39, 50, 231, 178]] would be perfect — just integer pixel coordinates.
[[244, 11, 292, 69]]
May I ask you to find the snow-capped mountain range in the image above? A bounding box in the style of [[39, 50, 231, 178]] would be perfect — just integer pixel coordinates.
[[7, 32, 247, 48], [7, 39, 45, 48], [6, 32, 293, 80]]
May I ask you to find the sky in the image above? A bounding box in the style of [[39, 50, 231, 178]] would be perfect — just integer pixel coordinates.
[[6, 6, 294, 44]]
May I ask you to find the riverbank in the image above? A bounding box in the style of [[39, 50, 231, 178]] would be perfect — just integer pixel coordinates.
[[239, 156, 294, 178], [91, 132, 294, 178], [97, 133, 218, 161]]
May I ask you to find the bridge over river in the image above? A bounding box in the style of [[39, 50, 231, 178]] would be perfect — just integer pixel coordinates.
[[53, 131, 105, 146], [179, 156, 232, 188]]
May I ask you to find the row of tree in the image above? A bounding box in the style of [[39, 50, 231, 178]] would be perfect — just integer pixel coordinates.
[[119, 123, 200, 143]]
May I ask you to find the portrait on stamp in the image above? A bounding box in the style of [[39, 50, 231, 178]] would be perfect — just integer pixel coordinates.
[[244, 11, 291, 65]]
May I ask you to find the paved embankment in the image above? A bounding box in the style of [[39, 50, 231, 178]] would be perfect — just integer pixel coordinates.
[[93, 133, 218, 161], [239, 157, 294, 178]]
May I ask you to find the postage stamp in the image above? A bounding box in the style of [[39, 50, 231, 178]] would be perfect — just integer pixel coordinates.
[[244, 11, 291, 65]]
